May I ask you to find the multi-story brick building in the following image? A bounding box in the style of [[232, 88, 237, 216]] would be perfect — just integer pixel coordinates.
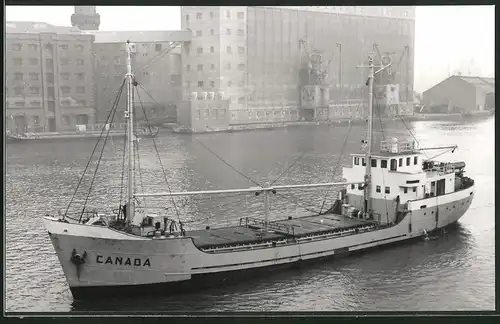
[[85, 30, 191, 124], [5, 21, 96, 133], [181, 6, 415, 124]]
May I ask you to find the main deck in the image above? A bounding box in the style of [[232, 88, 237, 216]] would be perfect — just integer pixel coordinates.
[[187, 213, 378, 249]]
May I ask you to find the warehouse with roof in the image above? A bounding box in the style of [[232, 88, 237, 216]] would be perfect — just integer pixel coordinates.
[[422, 75, 495, 114]]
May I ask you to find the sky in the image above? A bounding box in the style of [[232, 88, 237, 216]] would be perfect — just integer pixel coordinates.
[[5, 5, 495, 92]]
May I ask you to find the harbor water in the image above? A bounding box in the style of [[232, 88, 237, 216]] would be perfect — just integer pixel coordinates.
[[5, 116, 495, 312]]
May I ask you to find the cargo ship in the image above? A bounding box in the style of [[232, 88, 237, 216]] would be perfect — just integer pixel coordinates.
[[43, 42, 474, 299]]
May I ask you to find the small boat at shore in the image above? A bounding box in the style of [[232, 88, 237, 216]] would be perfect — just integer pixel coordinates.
[[6, 126, 159, 143]]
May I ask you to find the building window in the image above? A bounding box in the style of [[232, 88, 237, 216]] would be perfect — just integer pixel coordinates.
[[413, 187, 417, 192], [238, 81, 245, 87], [210, 46, 214, 53], [77, 99, 87, 106], [237, 63, 245, 71], [155, 44, 162, 52], [44, 44, 53, 51], [354, 157, 359, 165], [13, 58, 23, 66], [29, 73, 39, 81], [399, 158, 403, 167], [197, 64, 203, 71], [185, 14, 189, 21], [238, 97, 245, 104], [237, 12, 244, 19], [76, 86, 86, 94], [48, 101, 55, 112], [226, 10, 231, 18], [227, 81, 232, 87], [381, 160, 388, 168], [61, 86, 71, 94], [362, 158, 366, 166], [61, 100, 71, 106], [414, 156, 418, 165], [227, 46, 232, 54], [196, 30, 202, 36], [28, 44, 38, 51], [33, 116, 40, 125], [14, 73, 23, 81], [46, 59, 53, 67], [351, 184, 355, 190], [209, 80, 215, 88], [61, 73, 70, 81], [406, 157, 410, 166], [44, 73, 54, 83], [76, 59, 84, 65], [61, 58, 69, 66], [29, 86, 40, 95], [385, 186, 390, 194], [404, 11, 408, 16], [186, 64, 190, 71], [210, 64, 215, 71], [47, 87, 55, 98], [371, 159, 377, 167], [358, 184, 363, 190], [403, 187, 408, 194], [196, 13, 202, 19], [376, 185, 381, 193], [59, 44, 68, 50], [237, 29, 244, 36], [28, 58, 38, 66], [75, 44, 84, 52], [226, 28, 231, 35], [198, 81, 204, 87], [197, 47, 203, 54], [15, 101, 24, 107], [227, 63, 231, 70], [76, 73, 85, 81], [238, 46, 245, 55], [210, 12, 214, 18], [210, 29, 214, 36], [12, 44, 22, 51], [30, 101, 41, 107]]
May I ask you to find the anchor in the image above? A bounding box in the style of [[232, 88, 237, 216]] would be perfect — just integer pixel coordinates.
[[70, 249, 87, 279]]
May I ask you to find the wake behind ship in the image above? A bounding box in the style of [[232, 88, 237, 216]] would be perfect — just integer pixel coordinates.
[[43, 42, 474, 299]]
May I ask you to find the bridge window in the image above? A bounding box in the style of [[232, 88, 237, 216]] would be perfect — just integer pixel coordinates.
[[406, 157, 410, 166], [385, 186, 390, 194], [381, 160, 387, 168], [376, 185, 381, 193], [414, 156, 418, 165], [354, 157, 359, 165], [362, 158, 366, 166], [399, 158, 403, 167], [371, 159, 377, 167]]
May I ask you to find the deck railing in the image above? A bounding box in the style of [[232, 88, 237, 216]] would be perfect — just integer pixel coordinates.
[[380, 139, 416, 153]]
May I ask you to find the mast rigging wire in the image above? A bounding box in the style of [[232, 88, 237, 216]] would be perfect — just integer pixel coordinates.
[[133, 81, 181, 221], [64, 78, 126, 220], [79, 81, 126, 222]]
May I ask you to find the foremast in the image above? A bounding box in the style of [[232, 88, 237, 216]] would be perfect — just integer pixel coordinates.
[[125, 40, 135, 222]]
